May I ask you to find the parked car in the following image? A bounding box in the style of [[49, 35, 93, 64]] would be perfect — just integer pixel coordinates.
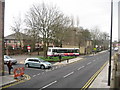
[[4, 55, 17, 64], [114, 47, 118, 51], [25, 58, 52, 69]]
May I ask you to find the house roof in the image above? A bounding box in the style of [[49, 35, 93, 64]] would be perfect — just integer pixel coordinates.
[[4, 32, 30, 40]]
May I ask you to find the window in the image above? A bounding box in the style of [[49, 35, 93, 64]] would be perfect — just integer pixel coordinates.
[[28, 59, 35, 61], [33, 59, 39, 62], [53, 49, 57, 52], [28, 59, 39, 62], [48, 49, 51, 52], [7, 40, 11, 43]]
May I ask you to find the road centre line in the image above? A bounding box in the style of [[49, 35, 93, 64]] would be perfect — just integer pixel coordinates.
[[77, 66, 85, 70], [42, 81, 57, 89], [93, 60, 95, 62], [37, 73, 40, 75], [87, 62, 91, 65], [33, 75, 36, 77], [63, 71, 74, 78]]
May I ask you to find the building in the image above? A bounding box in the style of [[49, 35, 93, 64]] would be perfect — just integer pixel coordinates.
[[4, 32, 43, 55], [0, 0, 5, 75], [4, 33, 32, 49], [63, 39, 93, 54]]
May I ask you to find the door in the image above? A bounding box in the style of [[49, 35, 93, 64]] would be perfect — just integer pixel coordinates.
[[32, 59, 40, 67]]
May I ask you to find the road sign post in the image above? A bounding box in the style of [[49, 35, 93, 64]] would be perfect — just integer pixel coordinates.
[[27, 46, 31, 55]]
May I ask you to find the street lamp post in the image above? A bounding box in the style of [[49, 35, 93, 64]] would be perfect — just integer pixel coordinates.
[[108, 0, 113, 86]]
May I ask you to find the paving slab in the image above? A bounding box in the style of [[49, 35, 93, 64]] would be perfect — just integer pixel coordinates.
[[0, 74, 17, 87]]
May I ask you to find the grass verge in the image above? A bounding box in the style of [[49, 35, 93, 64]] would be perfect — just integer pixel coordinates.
[[38, 56, 77, 62]]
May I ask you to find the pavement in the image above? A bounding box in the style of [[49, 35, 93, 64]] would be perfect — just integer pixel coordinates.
[[89, 61, 112, 88], [0, 50, 112, 89]]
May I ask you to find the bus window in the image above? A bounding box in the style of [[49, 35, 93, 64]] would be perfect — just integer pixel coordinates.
[[48, 49, 51, 52], [53, 49, 57, 52], [75, 49, 79, 53]]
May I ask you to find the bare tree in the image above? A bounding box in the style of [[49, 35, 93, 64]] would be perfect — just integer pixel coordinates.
[[99, 32, 109, 50], [76, 16, 79, 27], [11, 16, 23, 49], [90, 26, 109, 50], [51, 15, 72, 47], [76, 27, 91, 47], [90, 27, 101, 47], [24, 3, 70, 57]]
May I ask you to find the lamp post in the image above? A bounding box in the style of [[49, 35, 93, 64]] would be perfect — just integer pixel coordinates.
[[108, 0, 113, 86], [1, 0, 5, 76]]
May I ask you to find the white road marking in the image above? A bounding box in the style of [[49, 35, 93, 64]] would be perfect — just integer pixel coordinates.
[[37, 73, 40, 75], [33, 75, 36, 77], [45, 70, 50, 72], [52, 68, 54, 70], [82, 66, 85, 68], [42, 81, 57, 89], [87, 62, 91, 65], [77, 66, 85, 70], [93, 60, 96, 62], [19, 61, 24, 64], [63, 72, 74, 78]]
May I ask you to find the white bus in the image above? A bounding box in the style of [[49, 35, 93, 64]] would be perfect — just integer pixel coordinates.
[[47, 47, 80, 56]]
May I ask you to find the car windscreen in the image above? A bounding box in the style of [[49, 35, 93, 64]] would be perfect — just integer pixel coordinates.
[[39, 59, 46, 62], [4, 56, 11, 59]]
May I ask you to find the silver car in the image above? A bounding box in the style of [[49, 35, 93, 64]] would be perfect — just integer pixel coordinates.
[[4, 55, 17, 64], [25, 58, 52, 69]]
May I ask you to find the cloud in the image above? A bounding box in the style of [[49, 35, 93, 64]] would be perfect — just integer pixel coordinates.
[[4, 0, 119, 41]]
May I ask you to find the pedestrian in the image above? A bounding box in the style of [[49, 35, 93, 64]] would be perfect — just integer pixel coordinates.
[[59, 54, 62, 62], [67, 59, 69, 63], [92, 50, 94, 55], [7, 60, 13, 75], [94, 48, 97, 54]]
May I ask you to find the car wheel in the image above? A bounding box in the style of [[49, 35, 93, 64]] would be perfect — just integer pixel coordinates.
[[41, 65, 45, 69], [25, 64, 29, 68]]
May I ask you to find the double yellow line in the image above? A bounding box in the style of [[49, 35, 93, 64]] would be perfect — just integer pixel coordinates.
[[1, 74, 31, 89], [81, 61, 108, 90]]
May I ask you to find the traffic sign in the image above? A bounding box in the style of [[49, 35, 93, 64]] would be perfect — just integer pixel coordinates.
[[27, 46, 31, 50]]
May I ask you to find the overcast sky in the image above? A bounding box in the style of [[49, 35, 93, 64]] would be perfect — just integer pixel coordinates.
[[4, 0, 120, 41]]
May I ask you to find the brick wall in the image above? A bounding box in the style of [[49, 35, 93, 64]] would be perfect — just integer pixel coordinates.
[[0, 0, 5, 75]]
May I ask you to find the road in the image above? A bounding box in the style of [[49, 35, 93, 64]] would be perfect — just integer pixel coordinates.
[[6, 51, 109, 89]]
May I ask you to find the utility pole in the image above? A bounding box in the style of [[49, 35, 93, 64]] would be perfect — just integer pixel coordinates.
[[108, 0, 113, 86], [118, 1, 120, 53], [0, 0, 5, 76]]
